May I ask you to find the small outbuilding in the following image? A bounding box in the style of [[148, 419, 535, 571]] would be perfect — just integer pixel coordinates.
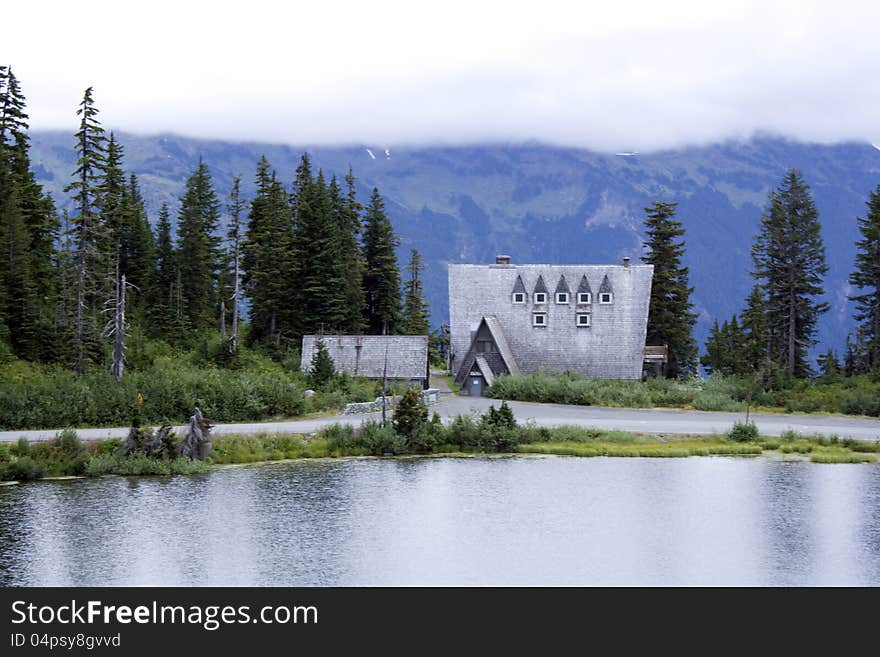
[[300, 335, 429, 388]]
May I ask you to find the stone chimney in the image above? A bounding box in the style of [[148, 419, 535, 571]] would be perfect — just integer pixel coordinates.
[[623, 256, 631, 267], [495, 254, 511, 265]]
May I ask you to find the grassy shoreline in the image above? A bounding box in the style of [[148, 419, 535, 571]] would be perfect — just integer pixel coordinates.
[[2, 418, 878, 485]]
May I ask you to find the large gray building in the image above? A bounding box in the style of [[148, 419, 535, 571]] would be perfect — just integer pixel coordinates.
[[301, 335, 429, 387], [448, 256, 654, 395]]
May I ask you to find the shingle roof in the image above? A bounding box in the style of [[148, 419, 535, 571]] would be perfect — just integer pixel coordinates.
[[300, 335, 427, 380], [555, 275, 571, 295], [577, 275, 592, 294], [512, 275, 526, 295], [474, 356, 495, 387], [483, 315, 521, 376], [533, 275, 548, 294], [599, 274, 613, 295]]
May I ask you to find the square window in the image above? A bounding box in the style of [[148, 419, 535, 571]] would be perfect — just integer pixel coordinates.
[[599, 293, 613, 304], [533, 313, 547, 326], [555, 292, 569, 304], [513, 292, 526, 304], [576, 313, 591, 327], [578, 292, 592, 304], [534, 292, 547, 304]]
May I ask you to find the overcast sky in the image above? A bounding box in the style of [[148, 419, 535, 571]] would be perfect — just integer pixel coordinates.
[[6, 0, 880, 151]]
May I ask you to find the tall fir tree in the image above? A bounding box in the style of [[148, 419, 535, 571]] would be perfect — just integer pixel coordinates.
[[289, 159, 346, 337], [122, 173, 156, 309], [0, 67, 59, 360], [242, 157, 293, 347], [337, 168, 366, 333], [740, 285, 769, 373], [402, 248, 430, 335], [63, 87, 107, 373], [751, 169, 828, 376], [175, 159, 221, 332], [641, 201, 697, 378], [848, 184, 880, 371], [362, 187, 401, 334], [226, 175, 246, 353], [149, 202, 178, 339]]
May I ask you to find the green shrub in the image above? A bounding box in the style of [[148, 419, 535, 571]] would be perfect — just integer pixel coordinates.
[[359, 421, 405, 455], [780, 429, 802, 442], [693, 391, 746, 412], [1, 455, 44, 480], [0, 357, 309, 430], [393, 388, 428, 442], [728, 421, 759, 442], [95, 438, 123, 456]]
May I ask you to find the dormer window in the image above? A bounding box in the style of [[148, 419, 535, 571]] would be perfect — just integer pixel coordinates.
[[511, 275, 527, 305], [578, 292, 592, 305], [533, 312, 547, 326], [598, 274, 614, 305], [533, 274, 548, 306], [555, 292, 569, 304], [576, 313, 591, 327]]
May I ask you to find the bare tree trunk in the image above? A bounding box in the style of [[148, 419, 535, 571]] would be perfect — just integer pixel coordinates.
[[229, 231, 240, 354], [111, 269, 126, 381], [219, 298, 226, 341], [381, 344, 389, 427]]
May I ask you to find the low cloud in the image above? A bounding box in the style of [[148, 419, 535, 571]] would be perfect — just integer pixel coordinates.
[[8, 0, 880, 151]]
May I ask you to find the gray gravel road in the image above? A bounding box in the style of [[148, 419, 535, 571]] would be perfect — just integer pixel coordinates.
[[2, 393, 879, 443]]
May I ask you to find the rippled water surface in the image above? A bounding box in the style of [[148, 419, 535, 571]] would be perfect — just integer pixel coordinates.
[[2, 456, 879, 585]]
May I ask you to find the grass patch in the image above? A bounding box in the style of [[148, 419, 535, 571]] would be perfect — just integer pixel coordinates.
[[487, 371, 880, 417], [810, 451, 878, 464]]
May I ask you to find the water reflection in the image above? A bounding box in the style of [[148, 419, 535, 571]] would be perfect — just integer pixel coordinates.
[[1, 456, 878, 586]]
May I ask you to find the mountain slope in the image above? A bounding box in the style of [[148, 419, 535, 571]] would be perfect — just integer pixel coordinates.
[[30, 131, 880, 356]]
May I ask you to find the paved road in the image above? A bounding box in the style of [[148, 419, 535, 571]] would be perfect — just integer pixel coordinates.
[[3, 393, 879, 443]]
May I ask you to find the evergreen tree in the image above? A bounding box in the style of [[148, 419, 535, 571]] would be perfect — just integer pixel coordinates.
[[63, 87, 107, 373], [98, 133, 126, 277], [289, 160, 346, 337], [149, 203, 178, 339], [242, 157, 293, 347], [122, 173, 156, 303], [751, 170, 828, 376], [226, 175, 245, 353], [307, 337, 336, 389], [701, 319, 726, 375], [641, 201, 698, 378], [175, 159, 221, 332], [337, 168, 366, 333], [362, 188, 401, 334], [393, 387, 428, 442], [740, 285, 769, 373], [816, 347, 842, 380], [848, 184, 880, 371], [402, 248, 430, 335], [701, 316, 746, 376], [0, 67, 59, 361], [0, 183, 35, 354]]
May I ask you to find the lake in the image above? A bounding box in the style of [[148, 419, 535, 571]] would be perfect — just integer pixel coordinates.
[[2, 455, 879, 586]]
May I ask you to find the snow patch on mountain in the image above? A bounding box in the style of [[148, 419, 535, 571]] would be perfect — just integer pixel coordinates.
[[366, 149, 376, 160]]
